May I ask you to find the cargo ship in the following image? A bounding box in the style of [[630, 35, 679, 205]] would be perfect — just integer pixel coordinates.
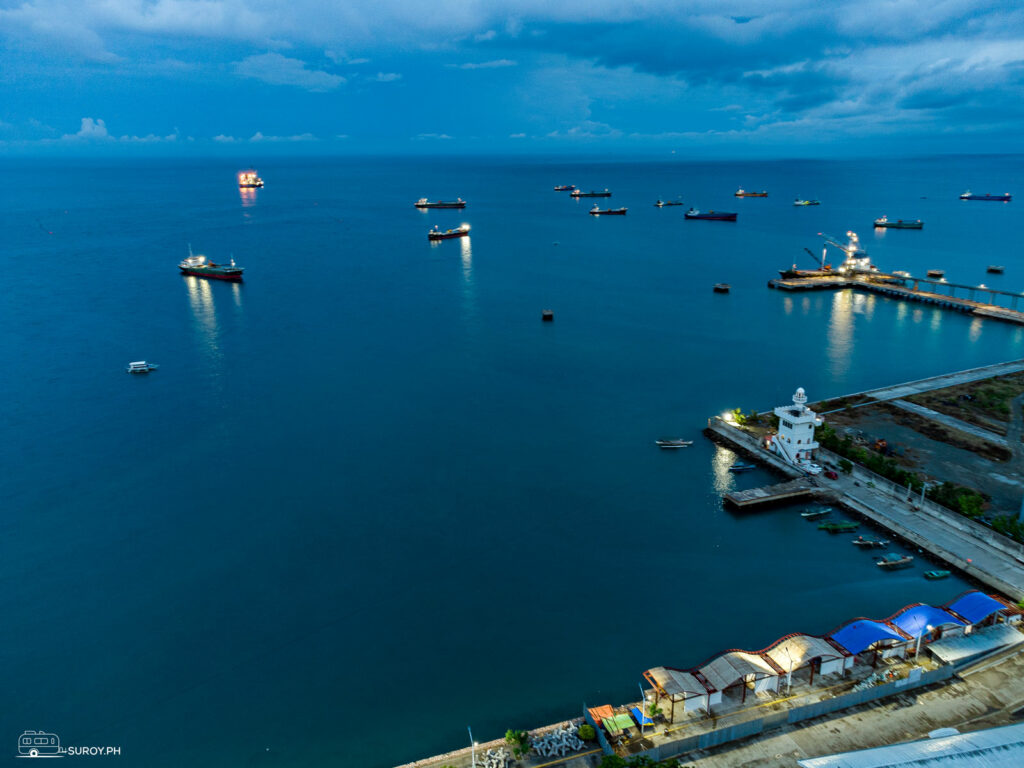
[[960, 191, 1011, 201], [735, 188, 767, 197], [415, 198, 466, 209], [238, 169, 264, 188], [654, 200, 684, 207], [874, 216, 923, 229], [570, 189, 611, 198], [553, 184, 576, 191], [428, 224, 470, 240], [179, 246, 244, 281], [685, 208, 737, 221], [589, 206, 627, 215]]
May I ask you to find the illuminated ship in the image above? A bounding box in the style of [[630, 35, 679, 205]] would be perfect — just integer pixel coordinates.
[[415, 198, 466, 209], [735, 188, 767, 197], [179, 246, 244, 281], [960, 191, 1011, 201], [238, 169, 264, 188], [428, 224, 470, 240]]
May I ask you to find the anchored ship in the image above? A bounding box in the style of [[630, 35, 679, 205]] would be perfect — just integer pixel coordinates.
[[428, 224, 470, 240], [238, 169, 264, 188], [960, 191, 1011, 201], [685, 208, 737, 221], [874, 216, 923, 229], [179, 246, 244, 281], [415, 198, 466, 209]]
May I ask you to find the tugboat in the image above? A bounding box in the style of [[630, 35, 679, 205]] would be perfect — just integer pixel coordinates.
[[685, 208, 737, 221], [877, 552, 914, 570], [874, 216, 923, 229], [126, 361, 159, 374], [570, 189, 612, 198], [428, 224, 470, 241], [793, 198, 820, 206], [415, 197, 466, 209], [237, 169, 264, 188], [179, 246, 244, 281], [960, 191, 1011, 202], [554, 184, 577, 192], [589, 205, 627, 215], [735, 188, 767, 197]]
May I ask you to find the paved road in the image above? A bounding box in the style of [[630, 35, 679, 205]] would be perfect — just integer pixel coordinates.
[[862, 359, 1024, 402]]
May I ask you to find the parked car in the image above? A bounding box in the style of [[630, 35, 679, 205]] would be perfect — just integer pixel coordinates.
[[824, 470, 839, 480], [804, 463, 823, 475]]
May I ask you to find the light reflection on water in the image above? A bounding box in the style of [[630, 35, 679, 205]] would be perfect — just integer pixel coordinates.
[[239, 187, 257, 207], [711, 444, 740, 495], [184, 276, 221, 363], [969, 317, 983, 342], [783, 296, 793, 315], [827, 290, 854, 379]]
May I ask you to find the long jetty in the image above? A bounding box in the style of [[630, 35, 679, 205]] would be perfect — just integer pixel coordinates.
[[768, 274, 1024, 326]]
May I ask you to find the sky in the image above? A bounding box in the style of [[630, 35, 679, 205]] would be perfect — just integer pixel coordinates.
[[1, 0, 1023, 157]]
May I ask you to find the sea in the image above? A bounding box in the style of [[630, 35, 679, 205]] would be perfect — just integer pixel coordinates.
[[1, 154, 1022, 767]]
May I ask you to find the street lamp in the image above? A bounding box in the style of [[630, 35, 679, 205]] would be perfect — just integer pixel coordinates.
[[638, 683, 646, 737], [468, 726, 477, 768], [914, 624, 934, 659]]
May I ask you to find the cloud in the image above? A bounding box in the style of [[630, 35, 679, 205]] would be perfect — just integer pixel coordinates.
[[213, 134, 237, 142], [234, 53, 344, 92], [453, 59, 518, 69], [249, 131, 318, 142], [414, 133, 454, 140], [371, 72, 402, 81], [62, 117, 112, 141], [509, 132, 526, 138]]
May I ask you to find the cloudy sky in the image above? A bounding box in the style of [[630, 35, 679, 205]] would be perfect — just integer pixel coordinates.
[[1, 0, 1022, 156]]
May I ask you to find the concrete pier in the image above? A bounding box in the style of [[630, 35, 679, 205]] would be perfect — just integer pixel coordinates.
[[724, 478, 818, 508]]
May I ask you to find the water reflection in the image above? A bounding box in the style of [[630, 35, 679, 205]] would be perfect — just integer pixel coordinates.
[[800, 296, 810, 315], [827, 290, 854, 379], [896, 302, 908, 325], [460, 236, 473, 283], [783, 297, 794, 315], [930, 308, 942, 332], [711, 445, 739, 495], [969, 317, 983, 343], [239, 187, 257, 207]]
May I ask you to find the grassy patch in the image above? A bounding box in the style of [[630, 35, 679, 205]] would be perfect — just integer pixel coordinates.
[[905, 371, 1024, 434]]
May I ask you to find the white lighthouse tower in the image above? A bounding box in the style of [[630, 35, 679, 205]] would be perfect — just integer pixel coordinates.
[[771, 387, 823, 466]]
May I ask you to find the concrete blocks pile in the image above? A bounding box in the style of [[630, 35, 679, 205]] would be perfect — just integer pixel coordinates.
[[530, 721, 585, 758], [479, 747, 509, 768]]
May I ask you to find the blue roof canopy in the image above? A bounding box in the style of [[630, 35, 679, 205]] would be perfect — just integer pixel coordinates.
[[947, 591, 1006, 624], [829, 620, 906, 655], [891, 605, 964, 636]]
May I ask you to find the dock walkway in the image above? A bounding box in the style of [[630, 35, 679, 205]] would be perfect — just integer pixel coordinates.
[[725, 478, 818, 508]]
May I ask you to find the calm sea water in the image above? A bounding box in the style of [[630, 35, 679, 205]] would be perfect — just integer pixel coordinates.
[[1, 155, 1022, 767]]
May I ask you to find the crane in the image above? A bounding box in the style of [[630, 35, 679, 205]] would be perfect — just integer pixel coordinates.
[[818, 230, 871, 272]]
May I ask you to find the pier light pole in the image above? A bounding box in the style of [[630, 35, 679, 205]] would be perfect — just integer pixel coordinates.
[[639, 683, 646, 737], [914, 624, 934, 659], [468, 726, 476, 768]]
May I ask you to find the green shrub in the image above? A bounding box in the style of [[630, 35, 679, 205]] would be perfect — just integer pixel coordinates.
[[577, 724, 595, 741]]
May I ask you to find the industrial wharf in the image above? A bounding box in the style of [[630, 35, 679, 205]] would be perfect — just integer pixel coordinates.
[[705, 361, 1024, 602], [768, 273, 1024, 326]]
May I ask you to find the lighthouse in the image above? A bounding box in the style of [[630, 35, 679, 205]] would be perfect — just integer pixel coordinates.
[[771, 387, 823, 466]]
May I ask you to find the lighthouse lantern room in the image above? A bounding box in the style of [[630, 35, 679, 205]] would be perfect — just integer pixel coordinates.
[[770, 387, 823, 466]]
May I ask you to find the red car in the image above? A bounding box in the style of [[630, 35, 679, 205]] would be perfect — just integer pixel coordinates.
[[824, 470, 839, 480]]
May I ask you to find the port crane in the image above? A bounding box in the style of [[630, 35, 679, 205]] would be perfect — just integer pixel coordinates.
[[818, 230, 873, 272]]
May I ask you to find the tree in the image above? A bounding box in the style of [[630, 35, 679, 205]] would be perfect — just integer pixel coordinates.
[[646, 701, 663, 719], [599, 756, 628, 768], [504, 729, 530, 758], [838, 459, 853, 475], [577, 724, 596, 741]]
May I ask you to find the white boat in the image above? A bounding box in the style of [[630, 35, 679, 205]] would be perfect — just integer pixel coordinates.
[[655, 439, 693, 448], [126, 361, 159, 374]]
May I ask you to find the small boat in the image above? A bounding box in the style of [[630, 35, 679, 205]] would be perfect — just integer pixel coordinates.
[[819, 521, 860, 533], [554, 185, 577, 192], [735, 188, 767, 197], [874, 216, 923, 229], [237, 169, 264, 188], [960, 191, 1011, 202], [589, 206, 627, 216], [926, 269, 945, 278], [415, 198, 466, 209], [729, 462, 757, 473], [654, 200, 684, 207], [656, 439, 693, 448], [179, 246, 244, 281], [685, 208, 737, 221], [924, 570, 951, 580], [892, 270, 912, 278], [571, 189, 612, 198], [801, 507, 832, 519], [987, 265, 1005, 274], [428, 224, 470, 241], [852, 536, 891, 548], [713, 283, 730, 293], [126, 361, 158, 374], [793, 199, 820, 206], [877, 552, 914, 570]]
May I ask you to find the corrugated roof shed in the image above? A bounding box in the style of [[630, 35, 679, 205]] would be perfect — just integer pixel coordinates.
[[765, 634, 845, 671], [797, 721, 1024, 768], [829, 620, 906, 655], [698, 651, 779, 691], [927, 623, 1024, 665], [889, 605, 964, 637], [946, 591, 1007, 624], [646, 667, 711, 697]]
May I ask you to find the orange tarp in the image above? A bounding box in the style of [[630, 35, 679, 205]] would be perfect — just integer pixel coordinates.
[[587, 705, 613, 726]]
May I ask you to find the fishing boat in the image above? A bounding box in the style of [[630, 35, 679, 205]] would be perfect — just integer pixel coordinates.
[[960, 191, 1011, 202], [852, 536, 891, 548], [237, 169, 263, 188], [728, 462, 757, 473], [589, 206, 627, 215], [987, 265, 1005, 274], [126, 361, 158, 374], [685, 209, 737, 221], [654, 200, 684, 207], [877, 552, 914, 570], [713, 283, 730, 293], [819, 521, 860, 533], [735, 188, 767, 197], [571, 189, 612, 198], [554, 184, 577, 191], [655, 439, 693, 448], [793, 199, 820, 206], [924, 569, 951, 580], [801, 507, 832, 519], [415, 198, 466, 209], [926, 269, 945, 278], [179, 247, 244, 281], [874, 216, 923, 229], [428, 224, 470, 241]]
